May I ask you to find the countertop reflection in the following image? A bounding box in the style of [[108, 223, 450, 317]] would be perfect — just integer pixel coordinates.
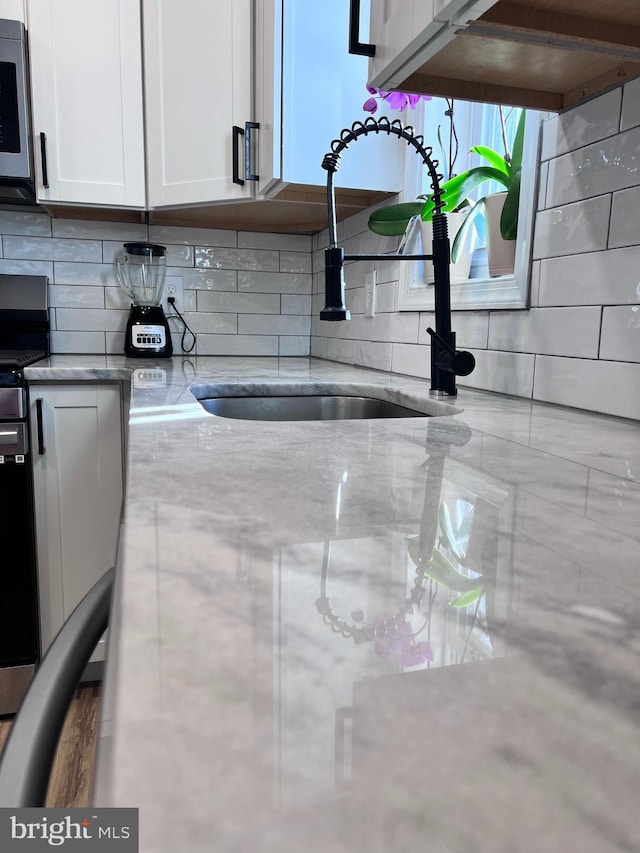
[[26, 356, 640, 853]]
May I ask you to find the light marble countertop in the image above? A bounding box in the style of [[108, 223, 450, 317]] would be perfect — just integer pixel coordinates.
[[25, 356, 640, 852]]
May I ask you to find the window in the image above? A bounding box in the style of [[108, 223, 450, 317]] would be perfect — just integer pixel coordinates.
[[397, 98, 542, 311]]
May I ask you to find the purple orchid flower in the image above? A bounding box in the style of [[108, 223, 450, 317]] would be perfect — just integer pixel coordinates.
[[368, 614, 434, 667], [363, 86, 432, 114]]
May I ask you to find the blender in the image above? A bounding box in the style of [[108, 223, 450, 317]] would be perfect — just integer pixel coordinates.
[[115, 242, 172, 358]]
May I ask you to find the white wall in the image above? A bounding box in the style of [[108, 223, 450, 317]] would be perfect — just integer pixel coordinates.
[[311, 77, 640, 421]]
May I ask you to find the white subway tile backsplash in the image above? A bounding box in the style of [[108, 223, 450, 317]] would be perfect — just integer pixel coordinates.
[[4, 236, 102, 262], [197, 335, 279, 356], [0, 210, 51, 237], [281, 294, 312, 315], [197, 291, 280, 314], [181, 269, 237, 291], [320, 312, 419, 344], [238, 231, 311, 252], [55, 308, 128, 332], [621, 76, 640, 131], [51, 219, 147, 242], [608, 186, 640, 249], [600, 306, 640, 362], [149, 225, 236, 247], [48, 285, 105, 309], [279, 251, 312, 273], [540, 89, 621, 161], [104, 286, 131, 310], [310, 336, 328, 359], [391, 343, 430, 379], [326, 338, 392, 371], [102, 240, 194, 268], [238, 271, 311, 294], [533, 196, 610, 259], [53, 261, 118, 286], [238, 314, 311, 336], [418, 311, 489, 349], [195, 246, 279, 271], [538, 247, 640, 306], [533, 356, 640, 420], [461, 349, 535, 397], [0, 259, 53, 277], [51, 330, 107, 354], [546, 125, 640, 207], [529, 261, 541, 307], [174, 312, 237, 335], [279, 336, 310, 356], [488, 307, 601, 358]]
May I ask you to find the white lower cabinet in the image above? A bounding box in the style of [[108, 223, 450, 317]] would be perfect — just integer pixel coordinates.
[[29, 384, 125, 667]]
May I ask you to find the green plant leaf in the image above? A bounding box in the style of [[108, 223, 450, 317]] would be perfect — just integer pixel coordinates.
[[438, 167, 510, 213], [500, 170, 520, 240], [449, 587, 484, 608], [368, 202, 424, 236], [509, 110, 526, 175], [469, 145, 509, 176], [424, 547, 483, 592]]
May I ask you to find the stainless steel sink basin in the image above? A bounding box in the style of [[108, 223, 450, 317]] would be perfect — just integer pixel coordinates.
[[197, 394, 430, 421]]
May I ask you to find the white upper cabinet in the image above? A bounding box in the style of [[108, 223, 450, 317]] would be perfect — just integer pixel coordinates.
[[143, 0, 255, 208], [26, 0, 146, 207], [256, 0, 404, 198], [367, 0, 496, 91]]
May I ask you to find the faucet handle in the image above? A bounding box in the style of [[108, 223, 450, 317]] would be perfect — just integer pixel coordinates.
[[426, 327, 475, 377]]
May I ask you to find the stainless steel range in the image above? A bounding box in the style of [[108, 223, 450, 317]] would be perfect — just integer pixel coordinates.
[[0, 274, 49, 714]]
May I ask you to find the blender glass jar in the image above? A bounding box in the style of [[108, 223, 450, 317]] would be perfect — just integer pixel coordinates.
[[115, 243, 167, 307]]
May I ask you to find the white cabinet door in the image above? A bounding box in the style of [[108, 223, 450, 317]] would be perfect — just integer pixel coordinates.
[[26, 0, 145, 207], [257, 0, 403, 197], [143, 0, 255, 208], [368, 0, 497, 90], [30, 384, 124, 665]]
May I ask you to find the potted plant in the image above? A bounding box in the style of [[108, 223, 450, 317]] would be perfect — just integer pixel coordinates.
[[434, 107, 526, 277], [369, 104, 526, 279], [366, 96, 476, 283]]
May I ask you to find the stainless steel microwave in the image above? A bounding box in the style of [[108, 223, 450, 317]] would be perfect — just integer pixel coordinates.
[[0, 18, 36, 204]]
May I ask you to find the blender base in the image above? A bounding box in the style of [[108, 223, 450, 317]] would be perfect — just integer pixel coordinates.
[[124, 305, 173, 358]]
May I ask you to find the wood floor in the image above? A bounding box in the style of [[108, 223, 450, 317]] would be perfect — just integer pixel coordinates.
[[0, 681, 101, 807]]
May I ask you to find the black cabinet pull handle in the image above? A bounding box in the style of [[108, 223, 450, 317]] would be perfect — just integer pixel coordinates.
[[35, 398, 45, 455], [232, 125, 244, 185], [39, 133, 49, 189], [349, 0, 375, 56], [244, 121, 259, 182]]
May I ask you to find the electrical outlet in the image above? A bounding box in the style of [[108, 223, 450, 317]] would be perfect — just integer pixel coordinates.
[[364, 270, 376, 317], [162, 278, 184, 315]]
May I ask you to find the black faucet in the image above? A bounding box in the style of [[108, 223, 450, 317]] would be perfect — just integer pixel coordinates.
[[320, 117, 475, 397]]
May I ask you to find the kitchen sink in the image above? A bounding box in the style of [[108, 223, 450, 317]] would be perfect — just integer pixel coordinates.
[[197, 394, 430, 421]]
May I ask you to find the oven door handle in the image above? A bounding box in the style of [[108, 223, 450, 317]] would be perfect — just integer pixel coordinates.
[[35, 398, 45, 455]]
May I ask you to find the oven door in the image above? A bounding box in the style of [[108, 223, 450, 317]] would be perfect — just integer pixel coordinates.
[[0, 417, 39, 713]]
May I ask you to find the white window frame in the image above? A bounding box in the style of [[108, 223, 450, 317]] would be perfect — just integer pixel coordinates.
[[397, 103, 543, 312]]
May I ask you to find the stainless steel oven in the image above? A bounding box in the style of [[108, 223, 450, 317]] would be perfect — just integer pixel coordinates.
[[0, 274, 49, 715], [0, 18, 36, 204]]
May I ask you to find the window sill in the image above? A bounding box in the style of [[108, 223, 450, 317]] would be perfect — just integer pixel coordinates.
[[398, 272, 528, 312]]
